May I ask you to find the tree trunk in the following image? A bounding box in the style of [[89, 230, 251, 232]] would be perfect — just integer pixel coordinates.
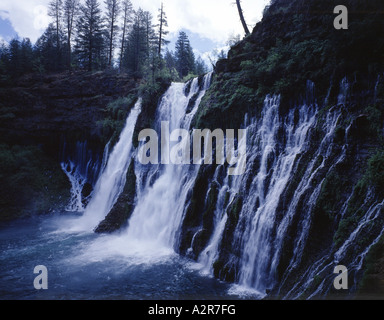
[[67, 35, 72, 71], [120, 18, 126, 70], [109, 6, 115, 66], [158, 3, 163, 56], [236, 0, 250, 35], [109, 19, 114, 66]]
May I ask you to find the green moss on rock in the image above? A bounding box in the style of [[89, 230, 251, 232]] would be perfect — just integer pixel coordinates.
[[0, 144, 70, 221]]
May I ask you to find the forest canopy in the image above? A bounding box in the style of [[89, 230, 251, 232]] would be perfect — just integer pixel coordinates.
[[0, 0, 209, 83]]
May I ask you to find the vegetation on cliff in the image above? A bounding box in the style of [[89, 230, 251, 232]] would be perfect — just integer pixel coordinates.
[[1, 0, 384, 299], [188, 0, 384, 298], [0, 144, 70, 221], [193, 0, 384, 130], [0, 71, 138, 221]]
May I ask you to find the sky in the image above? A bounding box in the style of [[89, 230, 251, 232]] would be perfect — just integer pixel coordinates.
[[0, 0, 270, 59]]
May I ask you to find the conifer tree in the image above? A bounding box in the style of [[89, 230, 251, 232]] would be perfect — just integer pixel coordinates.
[[157, 2, 170, 57], [8, 39, 22, 78], [75, 0, 107, 71], [175, 31, 195, 78], [105, 0, 120, 66], [63, 0, 80, 70], [122, 8, 154, 77], [119, 0, 133, 70], [35, 24, 66, 72], [48, 0, 64, 51]]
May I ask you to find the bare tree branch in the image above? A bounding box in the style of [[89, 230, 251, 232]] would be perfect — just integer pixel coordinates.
[[236, 0, 250, 35]]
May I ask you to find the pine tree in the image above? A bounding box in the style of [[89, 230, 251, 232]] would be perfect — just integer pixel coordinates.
[[35, 24, 66, 72], [20, 38, 34, 74], [142, 11, 157, 58], [48, 0, 64, 59], [119, 0, 133, 70], [122, 9, 152, 77], [175, 31, 195, 78], [0, 43, 8, 82], [75, 0, 107, 71], [63, 0, 80, 70], [105, 0, 120, 67], [157, 2, 170, 58], [8, 39, 22, 78], [164, 49, 178, 79]]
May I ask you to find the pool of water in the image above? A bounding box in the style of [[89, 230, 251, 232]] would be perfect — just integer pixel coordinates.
[[0, 214, 248, 300]]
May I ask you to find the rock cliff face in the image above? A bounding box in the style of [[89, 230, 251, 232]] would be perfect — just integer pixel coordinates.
[[0, 71, 138, 155], [95, 159, 137, 233], [180, 0, 384, 298], [0, 71, 138, 221], [83, 0, 384, 298], [1, 0, 383, 300]]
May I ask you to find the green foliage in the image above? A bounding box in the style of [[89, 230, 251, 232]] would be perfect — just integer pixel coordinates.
[[182, 72, 198, 83], [0, 144, 70, 221], [333, 150, 384, 247], [366, 150, 384, 195], [97, 94, 138, 146], [175, 31, 195, 78], [75, 0, 107, 71], [227, 195, 243, 224], [131, 71, 172, 148], [121, 8, 154, 77], [364, 105, 384, 140], [35, 23, 68, 73], [195, 0, 384, 132], [357, 234, 384, 295]]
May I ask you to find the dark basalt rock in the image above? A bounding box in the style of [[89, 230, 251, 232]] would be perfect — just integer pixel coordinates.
[[0, 71, 138, 157], [177, 165, 217, 256], [95, 159, 137, 234], [0, 71, 138, 222]]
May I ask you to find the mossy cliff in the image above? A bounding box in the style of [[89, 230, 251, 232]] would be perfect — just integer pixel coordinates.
[[193, 0, 384, 131], [181, 0, 384, 299], [1, 0, 383, 300], [0, 71, 139, 221]]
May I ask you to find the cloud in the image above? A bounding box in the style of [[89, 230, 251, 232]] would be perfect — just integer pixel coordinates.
[[0, 0, 270, 46], [0, 0, 50, 43], [137, 0, 270, 45]]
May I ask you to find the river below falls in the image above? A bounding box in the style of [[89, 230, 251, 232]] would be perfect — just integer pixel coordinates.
[[0, 213, 261, 300]]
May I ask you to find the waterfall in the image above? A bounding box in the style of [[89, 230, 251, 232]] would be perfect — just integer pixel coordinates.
[[71, 99, 142, 231], [123, 74, 212, 250], [61, 141, 106, 212], [232, 96, 316, 292], [194, 78, 380, 298], [61, 160, 87, 212], [62, 73, 383, 299]]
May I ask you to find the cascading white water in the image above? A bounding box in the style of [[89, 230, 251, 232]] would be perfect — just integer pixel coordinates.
[[70, 99, 142, 231], [123, 74, 212, 250], [61, 161, 87, 212], [195, 76, 379, 298], [273, 107, 344, 276], [66, 74, 213, 264], [195, 95, 317, 296], [234, 96, 317, 292], [61, 141, 106, 212], [60, 74, 383, 299]]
